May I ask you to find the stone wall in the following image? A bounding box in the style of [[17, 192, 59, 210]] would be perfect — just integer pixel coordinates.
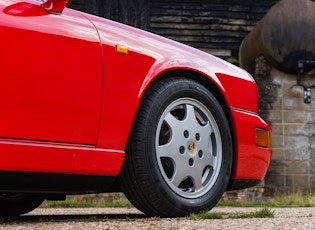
[[255, 56, 315, 194]]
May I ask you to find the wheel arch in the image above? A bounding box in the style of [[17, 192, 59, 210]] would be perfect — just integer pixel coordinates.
[[128, 68, 236, 178], [140, 69, 234, 144]]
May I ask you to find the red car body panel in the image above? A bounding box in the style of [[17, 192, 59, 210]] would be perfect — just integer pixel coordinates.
[[0, 2, 102, 145], [0, 139, 124, 176], [0, 0, 271, 187], [228, 110, 271, 179]]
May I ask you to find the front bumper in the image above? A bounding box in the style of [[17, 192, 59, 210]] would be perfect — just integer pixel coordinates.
[[228, 108, 272, 189]]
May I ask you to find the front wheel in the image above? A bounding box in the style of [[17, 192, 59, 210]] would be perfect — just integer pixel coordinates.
[[119, 78, 232, 217]]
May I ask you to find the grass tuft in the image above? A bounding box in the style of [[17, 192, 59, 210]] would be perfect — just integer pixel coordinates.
[[189, 208, 274, 220], [229, 208, 274, 219], [218, 193, 315, 208], [42, 193, 133, 208], [45, 200, 95, 208], [189, 211, 223, 219], [99, 198, 133, 208]]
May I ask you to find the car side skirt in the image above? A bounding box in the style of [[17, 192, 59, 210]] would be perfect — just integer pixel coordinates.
[[0, 171, 116, 194], [0, 139, 125, 176]]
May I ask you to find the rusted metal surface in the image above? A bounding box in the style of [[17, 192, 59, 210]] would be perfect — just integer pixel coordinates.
[[239, 0, 315, 75]]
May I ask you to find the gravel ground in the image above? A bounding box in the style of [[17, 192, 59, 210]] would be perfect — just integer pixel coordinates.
[[0, 207, 314, 229]]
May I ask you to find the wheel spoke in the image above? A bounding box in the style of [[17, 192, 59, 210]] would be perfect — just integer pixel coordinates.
[[164, 112, 183, 132], [184, 104, 199, 128], [157, 112, 186, 158], [190, 168, 203, 191], [199, 132, 216, 167], [171, 161, 190, 187], [203, 151, 215, 167], [191, 150, 216, 190], [157, 142, 178, 158]]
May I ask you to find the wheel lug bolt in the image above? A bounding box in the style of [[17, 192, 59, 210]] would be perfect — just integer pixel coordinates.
[[184, 130, 189, 138], [189, 158, 194, 166], [179, 146, 185, 154], [195, 133, 200, 141]]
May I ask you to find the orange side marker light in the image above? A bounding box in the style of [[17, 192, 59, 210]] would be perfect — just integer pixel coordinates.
[[115, 44, 128, 55]]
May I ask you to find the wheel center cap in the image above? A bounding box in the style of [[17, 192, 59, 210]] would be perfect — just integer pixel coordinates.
[[188, 141, 195, 154]]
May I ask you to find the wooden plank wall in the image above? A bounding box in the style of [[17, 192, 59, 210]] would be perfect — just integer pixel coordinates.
[[148, 0, 275, 61], [68, 0, 149, 29], [67, 0, 276, 62], [68, 0, 85, 12]]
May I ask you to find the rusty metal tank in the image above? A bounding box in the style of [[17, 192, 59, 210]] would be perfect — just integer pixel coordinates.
[[239, 0, 315, 75]]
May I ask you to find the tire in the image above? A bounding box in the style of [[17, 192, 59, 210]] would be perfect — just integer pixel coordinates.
[[119, 78, 232, 217], [0, 193, 44, 216]]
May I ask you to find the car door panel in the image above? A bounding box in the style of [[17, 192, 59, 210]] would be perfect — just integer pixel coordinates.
[[0, 2, 102, 145]]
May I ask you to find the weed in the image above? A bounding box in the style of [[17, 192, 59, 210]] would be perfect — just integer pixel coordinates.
[[45, 199, 95, 208], [229, 208, 274, 219], [99, 198, 133, 208], [189, 211, 223, 219], [218, 193, 315, 208]]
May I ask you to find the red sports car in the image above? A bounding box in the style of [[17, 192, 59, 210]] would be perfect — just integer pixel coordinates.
[[0, 0, 271, 217]]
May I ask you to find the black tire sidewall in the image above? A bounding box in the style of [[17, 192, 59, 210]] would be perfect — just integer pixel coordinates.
[[0, 193, 44, 216], [141, 78, 232, 214]]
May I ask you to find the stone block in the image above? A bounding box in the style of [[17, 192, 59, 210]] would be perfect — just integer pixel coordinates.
[[305, 124, 315, 136], [271, 149, 284, 160], [311, 176, 315, 189], [271, 135, 284, 149], [308, 136, 315, 149], [284, 124, 308, 136], [271, 123, 283, 135], [257, 80, 282, 111], [283, 111, 309, 123], [306, 113, 315, 123], [258, 81, 281, 94], [268, 160, 286, 174], [271, 98, 282, 110], [285, 161, 310, 174], [307, 98, 315, 111], [283, 84, 304, 98], [270, 68, 285, 84], [260, 97, 282, 111], [292, 175, 310, 192], [281, 74, 302, 95], [285, 149, 310, 161], [265, 173, 285, 187], [259, 99, 279, 111], [268, 110, 283, 122], [311, 151, 315, 174], [285, 175, 294, 188], [283, 97, 309, 111], [284, 136, 309, 150]]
